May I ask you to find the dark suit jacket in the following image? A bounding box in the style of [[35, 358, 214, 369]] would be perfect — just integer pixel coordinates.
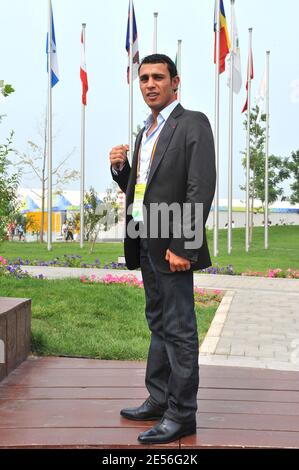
[[112, 103, 216, 273]]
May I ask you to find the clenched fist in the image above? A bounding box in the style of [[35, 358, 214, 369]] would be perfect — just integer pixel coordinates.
[[109, 144, 129, 171]]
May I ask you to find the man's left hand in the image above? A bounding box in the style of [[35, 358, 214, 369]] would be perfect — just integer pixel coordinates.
[[165, 249, 191, 272]]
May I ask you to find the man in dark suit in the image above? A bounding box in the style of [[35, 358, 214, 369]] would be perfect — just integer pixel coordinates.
[[110, 54, 216, 444]]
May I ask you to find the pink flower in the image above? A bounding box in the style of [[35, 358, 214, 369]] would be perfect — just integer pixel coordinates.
[[99, 273, 143, 288], [194, 287, 205, 295]]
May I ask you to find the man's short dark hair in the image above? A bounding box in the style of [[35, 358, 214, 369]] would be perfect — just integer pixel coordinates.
[[138, 54, 178, 79]]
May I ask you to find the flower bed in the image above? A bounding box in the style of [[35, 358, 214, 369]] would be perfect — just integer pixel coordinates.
[[4, 254, 299, 279], [80, 273, 223, 305], [7, 255, 237, 276], [200, 264, 234, 275], [8, 255, 126, 270], [241, 268, 299, 279], [0, 256, 43, 280], [81, 273, 143, 287], [194, 287, 222, 304]]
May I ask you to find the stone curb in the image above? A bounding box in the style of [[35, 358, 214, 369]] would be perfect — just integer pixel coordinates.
[[200, 289, 235, 355]]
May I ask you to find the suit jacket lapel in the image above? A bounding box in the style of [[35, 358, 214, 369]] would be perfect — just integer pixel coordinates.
[[128, 104, 185, 197], [145, 104, 185, 191], [127, 129, 143, 200], [145, 117, 177, 191]]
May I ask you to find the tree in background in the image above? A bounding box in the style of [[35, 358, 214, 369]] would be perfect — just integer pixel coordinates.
[[240, 105, 289, 241], [23, 213, 41, 241], [286, 150, 299, 205], [0, 132, 20, 242], [0, 81, 14, 98], [0, 83, 20, 242], [0, 81, 15, 124], [84, 183, 119, 254], [14, 114, 79, 242]]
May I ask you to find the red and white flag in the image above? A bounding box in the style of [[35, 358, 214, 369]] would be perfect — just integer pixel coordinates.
[[80, 28, 88, 106], [242, 47, 254, 113]]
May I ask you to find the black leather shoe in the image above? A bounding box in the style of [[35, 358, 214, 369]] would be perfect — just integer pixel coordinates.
[[138, 417, 196, 444], [120, 398, 166, 421]]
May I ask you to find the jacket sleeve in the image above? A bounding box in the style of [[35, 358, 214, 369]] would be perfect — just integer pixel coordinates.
[[169, 113, 216, 262], [110, 159, 131, 194]]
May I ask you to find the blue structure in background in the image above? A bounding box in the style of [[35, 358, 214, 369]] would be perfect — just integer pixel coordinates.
[[52, 194, 72, 212], [20, 196, 40, 214]]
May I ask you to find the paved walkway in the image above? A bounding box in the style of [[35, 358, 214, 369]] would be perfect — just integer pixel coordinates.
[[21, 266, 299, 371]]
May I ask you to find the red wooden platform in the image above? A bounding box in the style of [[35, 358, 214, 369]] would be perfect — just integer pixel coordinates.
[[0, 357, 299, 449]]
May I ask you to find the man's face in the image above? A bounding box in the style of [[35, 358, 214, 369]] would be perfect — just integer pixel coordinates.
[[139, 62, 180, 112]]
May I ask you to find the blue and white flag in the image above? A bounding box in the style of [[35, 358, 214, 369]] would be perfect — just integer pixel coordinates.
[[126, 2, 139, 83], [46, 4, 59, 87]]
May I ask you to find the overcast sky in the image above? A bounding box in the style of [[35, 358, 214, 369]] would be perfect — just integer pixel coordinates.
[[1, 0, 298, 198]]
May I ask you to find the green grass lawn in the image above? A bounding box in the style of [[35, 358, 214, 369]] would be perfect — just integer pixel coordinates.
[[1, 225, 298, 273], [210, 225, 299, 273], [0, 277, 218, 360]]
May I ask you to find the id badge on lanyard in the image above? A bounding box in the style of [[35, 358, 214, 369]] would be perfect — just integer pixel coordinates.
[[131, 137, 159, 222], [131, 183, 146, 222]]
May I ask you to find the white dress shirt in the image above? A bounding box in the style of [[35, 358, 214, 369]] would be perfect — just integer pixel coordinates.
[[112, 100, 179, 181], [137, 100, 179, 183]]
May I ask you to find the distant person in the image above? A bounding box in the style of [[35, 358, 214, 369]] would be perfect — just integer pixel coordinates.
[[17, 224, 25, 242], [7, 221, 16, 241], [62, 222, 68, 240], [225, 220, 235, 229], [262, 219, 272, 226], [66, 222, 74, 241]]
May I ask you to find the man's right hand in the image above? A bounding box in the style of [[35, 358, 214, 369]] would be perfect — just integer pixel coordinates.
[[109, 144, 129, 171]]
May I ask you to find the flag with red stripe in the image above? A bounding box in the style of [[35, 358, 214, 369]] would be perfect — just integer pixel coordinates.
[[80, 28, 88, 106], [242, 48, 254, 113], [214, 0, 230, 74]]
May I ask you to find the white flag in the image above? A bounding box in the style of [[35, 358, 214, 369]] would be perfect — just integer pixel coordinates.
[[227, 3, 242, 94], [256, 64, 267, 122]]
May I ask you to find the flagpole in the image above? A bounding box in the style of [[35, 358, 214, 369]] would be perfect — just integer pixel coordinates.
[[47, 0, 53, 251], [80, 23, 87, 249], [227, 0, 235, 254], [177, 39, 182, 102], [153, 12, 158, 53], [128, 0, 134, 165], [264, 50, 270, 249], [213, 0, 220, 257], [245, 27, 253, 252]]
